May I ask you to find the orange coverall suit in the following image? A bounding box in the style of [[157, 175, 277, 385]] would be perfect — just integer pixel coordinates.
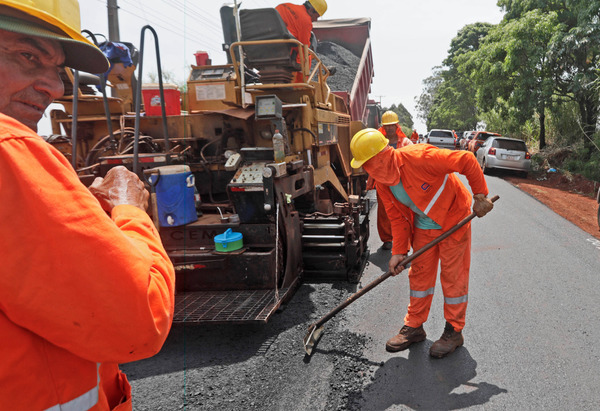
[[367, 144, 488, 332], [0, 114, 175, 410], [372, 125, 412, 244], [410, 130, 419, 144], [276, 3, 314, 83]]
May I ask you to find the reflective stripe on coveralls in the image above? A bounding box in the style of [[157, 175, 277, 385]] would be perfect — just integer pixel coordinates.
[[410, 287, 435, 298], [44, 364, 100, 411], [424, 174, 449, 214]]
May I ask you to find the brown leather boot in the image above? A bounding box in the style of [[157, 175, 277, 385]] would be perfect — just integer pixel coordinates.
[[429, 322, 464, 358], [385, 325, 426, 352]]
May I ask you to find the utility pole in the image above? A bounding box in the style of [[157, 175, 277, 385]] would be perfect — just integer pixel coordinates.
[[107, 0, 120, 42]]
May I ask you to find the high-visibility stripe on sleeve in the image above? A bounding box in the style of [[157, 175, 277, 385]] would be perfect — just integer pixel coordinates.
[[44, 364, 100, 411], [424, 174, 449, 214], [410, 287, 435, 298], [444, 294, 468, 304]]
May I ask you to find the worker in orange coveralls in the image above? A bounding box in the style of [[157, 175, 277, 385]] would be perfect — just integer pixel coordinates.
[[350, 128, 493, 358], [370, 110, 412, 250], [0, 1, 175, 409], [410, 129, 419, 144], [276, 0, 327, 83]]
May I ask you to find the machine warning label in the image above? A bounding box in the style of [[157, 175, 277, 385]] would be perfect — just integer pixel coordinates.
[[195, 84, 226, 101]]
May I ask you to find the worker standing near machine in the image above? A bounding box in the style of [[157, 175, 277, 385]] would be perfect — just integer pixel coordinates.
[[0, 1, 175, 409], [369, 110, 413, 250], [276, 0, 327, 45], [378, 110, 411, 149], [276, 0, 327, 82], [350, 129, 493, 358]]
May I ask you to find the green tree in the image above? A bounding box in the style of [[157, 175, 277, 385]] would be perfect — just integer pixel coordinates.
[[498, 0, 600, 156], [547, 1, 600, 158], [460, 10, 560, 149], [415, 66, 443, 129]]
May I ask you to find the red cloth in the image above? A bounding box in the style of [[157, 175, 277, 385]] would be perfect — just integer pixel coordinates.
[[0, 113, 175, 410], [378, 124, 407, 139]]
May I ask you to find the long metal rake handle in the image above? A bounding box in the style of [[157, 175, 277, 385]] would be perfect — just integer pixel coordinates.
[[307, 195, 499, 333]]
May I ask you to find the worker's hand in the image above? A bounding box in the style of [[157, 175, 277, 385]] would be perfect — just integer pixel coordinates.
[[473, 194, 493, 217], [366, 175, 375, 191], [89, 166, 149, 213], [389, 254, 408, 276]]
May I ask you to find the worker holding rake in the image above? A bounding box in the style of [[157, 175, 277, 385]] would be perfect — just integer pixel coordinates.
[[350, 128, 493, 358]]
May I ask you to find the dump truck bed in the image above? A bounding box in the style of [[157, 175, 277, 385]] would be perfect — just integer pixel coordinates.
[[313, 18, 373, 124]]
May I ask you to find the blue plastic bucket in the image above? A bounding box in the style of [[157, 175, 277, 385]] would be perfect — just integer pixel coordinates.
[[148, 165, 197, 227]]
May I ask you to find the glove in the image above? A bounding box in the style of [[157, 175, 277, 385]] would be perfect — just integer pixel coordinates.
[[473, 194, 493, 217]]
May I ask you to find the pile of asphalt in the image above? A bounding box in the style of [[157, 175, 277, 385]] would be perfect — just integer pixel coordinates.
[[315, 41, 360, 92], [121, 282, 373, 410]]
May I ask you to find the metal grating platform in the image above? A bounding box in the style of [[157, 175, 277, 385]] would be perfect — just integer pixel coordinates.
[[173, 288, 291, 324]]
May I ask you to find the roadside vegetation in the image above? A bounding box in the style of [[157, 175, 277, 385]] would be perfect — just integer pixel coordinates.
[[415, 0, 600, 182]]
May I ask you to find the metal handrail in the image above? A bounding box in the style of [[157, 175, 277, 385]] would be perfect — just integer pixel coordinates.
[[228, 38, 332, 93], [132, 25, 171, 175]]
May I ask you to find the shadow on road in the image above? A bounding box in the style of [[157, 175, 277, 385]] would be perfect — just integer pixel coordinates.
[[358, 345, 507, 410]]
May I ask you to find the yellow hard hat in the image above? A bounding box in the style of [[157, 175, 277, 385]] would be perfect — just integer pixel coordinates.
[[0, 0, 109, 73], [350, 128, 389, 168], [381, 110, 399, 126], [308, 0, 327, 16]]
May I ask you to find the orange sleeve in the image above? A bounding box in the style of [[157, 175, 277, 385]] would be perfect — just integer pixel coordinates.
[[376, 183, 413, 255], [0, 119, 175, 363]]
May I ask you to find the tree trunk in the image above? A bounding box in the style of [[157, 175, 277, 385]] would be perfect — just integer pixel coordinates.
[[579, 97, 599, 160], [539, 110, 546, 150]]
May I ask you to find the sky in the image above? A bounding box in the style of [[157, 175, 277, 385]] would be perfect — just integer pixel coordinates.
[[39, 0, 505, 134]]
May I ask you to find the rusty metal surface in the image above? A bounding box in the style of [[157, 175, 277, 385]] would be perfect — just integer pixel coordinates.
[[173, 287, 291, 324]]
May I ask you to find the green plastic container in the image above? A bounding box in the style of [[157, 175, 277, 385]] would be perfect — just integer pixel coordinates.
[[214, 228, 243, 252]]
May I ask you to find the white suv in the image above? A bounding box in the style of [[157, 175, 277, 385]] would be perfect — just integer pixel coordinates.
[[426, 129, 456, 150]]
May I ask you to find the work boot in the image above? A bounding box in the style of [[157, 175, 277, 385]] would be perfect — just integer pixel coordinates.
[[385, 325, 426, 352], [429, 322, 464, 358], [382, 241, 393, 250]]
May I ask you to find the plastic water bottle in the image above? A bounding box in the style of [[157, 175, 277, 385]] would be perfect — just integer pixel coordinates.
[[273, 129, 285, 163]]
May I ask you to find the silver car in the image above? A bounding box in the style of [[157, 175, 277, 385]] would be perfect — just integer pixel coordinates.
[[476, 137, 531, 177], [426, 129, 456, 150]]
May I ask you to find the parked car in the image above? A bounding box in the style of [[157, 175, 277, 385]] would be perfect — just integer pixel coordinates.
[[476, 136, 531, 177], [426, 129, 456, 149], [467, 131, 501, 154]]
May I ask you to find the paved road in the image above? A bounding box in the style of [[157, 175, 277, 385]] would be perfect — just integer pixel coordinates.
[[345, 174, 600, 409], [122, 174, 600, 410]]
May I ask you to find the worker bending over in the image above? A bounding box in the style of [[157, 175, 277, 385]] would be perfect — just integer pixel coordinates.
[[0, 0, 175, 409], [370, 110, 412, 250], [351, 129, 493, 358]]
